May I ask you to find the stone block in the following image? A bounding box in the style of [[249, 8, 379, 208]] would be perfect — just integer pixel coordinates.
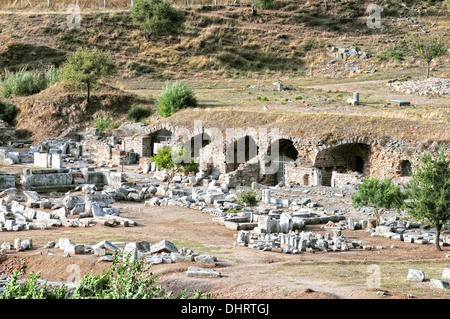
[[407, 269, 425, 282], [186, 266, 221, 278], [430, 279, 450, 290], [150, 240, 178, 254]]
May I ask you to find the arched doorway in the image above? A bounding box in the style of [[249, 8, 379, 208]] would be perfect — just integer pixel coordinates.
[[266, 139, 299, 184], [314, 143, 371, 186], [148, 129, 173, 156]]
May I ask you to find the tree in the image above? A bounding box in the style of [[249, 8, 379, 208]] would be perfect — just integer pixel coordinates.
[[150, 145, 195, 190], [61, 48, 116, 103], [406, 146, 450, 251], [131, 0, 185, 40], [352, 177, 405, 226], [405, 33, 448, 79]]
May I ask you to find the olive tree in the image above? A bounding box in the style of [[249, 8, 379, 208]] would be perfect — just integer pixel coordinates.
[[405, 33, 448, 79], [61, 48, 116, 103]]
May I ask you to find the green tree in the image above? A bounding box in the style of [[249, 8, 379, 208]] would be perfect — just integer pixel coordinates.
[[150, 145, 195, 189], [406, 146, 450, 251], [405, 33, 448, 79], [131, 0, 185, 40], [352, 177, 405, 226], [61, 48, 116, 103]]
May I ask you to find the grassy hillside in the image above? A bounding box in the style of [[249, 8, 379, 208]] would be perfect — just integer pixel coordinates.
[[0, 0, 448, 141]]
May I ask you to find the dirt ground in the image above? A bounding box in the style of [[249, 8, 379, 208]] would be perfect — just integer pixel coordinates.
[[1, 199, 449, 300]]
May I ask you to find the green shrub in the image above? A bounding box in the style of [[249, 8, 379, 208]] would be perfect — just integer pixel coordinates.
[[72, 253, 160, 299], [45, 66, 62, 86], [236, 189, 260, 206], [0, 66, 62, 98], [301, 40, 316, 52], [92, 115, 121, 132], [254, 0, 275, 10], [131, 0, 185, 39], [180, 158, 199, 175], [0, 100, 18, 125], [126, 105, 151, 122], [1, 68, 47, 97], [0, 253, 213, 299], [156, 81, 197, 117], [0, 271, 68, 299]]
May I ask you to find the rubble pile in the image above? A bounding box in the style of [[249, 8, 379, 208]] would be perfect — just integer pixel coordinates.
[[0, 257, 25, 279], [0, 188, 136, 231], [387, 77, 450, 95], [367, 217, 450, 246], [11, 238, 219, 268]]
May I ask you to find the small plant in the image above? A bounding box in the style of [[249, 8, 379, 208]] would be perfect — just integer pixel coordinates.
[[156, 81, 197, 117], [236, 188, 260, 206], [179, 158, 199, 175], [0, 100, 18, 125], [253, 0, 275, 9], [91, 115, 120, 132], [0, 271, 68, 299], [301, 40, 316, 52], [126, 105, 151, 122]]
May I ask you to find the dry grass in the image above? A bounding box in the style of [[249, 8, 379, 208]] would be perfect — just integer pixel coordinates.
[[157, 107, 450, 143]]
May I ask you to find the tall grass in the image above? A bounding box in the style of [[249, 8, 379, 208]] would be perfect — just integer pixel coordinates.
[[0, 66, 62, 98]]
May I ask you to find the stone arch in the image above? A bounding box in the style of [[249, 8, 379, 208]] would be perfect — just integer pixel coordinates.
[[313, 142, 371, 186], [144, 126, 175, 156], [265, 138, 299, 184]]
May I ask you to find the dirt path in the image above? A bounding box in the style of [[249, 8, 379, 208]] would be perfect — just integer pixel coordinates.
[[2, 200, 449, 299]]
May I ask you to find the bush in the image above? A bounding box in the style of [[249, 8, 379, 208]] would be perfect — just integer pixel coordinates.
[[126, 105, 151, 122], [92, 115, 121, 132], [45, 65, 62, 86], [254, 0, 275, 9], [1, 68, 47, 97], [0, 100, 18, 125], [72, 254, 160, 299], [156, 81, 197, 117], [131, 0, 185, 39], [236, 189, 259, 206], [0, 253, 213, 299], [0, 271, 68, 299], [180, 158, 199, 175], [0, 66, 62, 98]]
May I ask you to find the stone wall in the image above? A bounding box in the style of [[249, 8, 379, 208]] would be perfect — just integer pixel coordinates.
[[284, 164, 321, 186], [331, 171, 364, 188]]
